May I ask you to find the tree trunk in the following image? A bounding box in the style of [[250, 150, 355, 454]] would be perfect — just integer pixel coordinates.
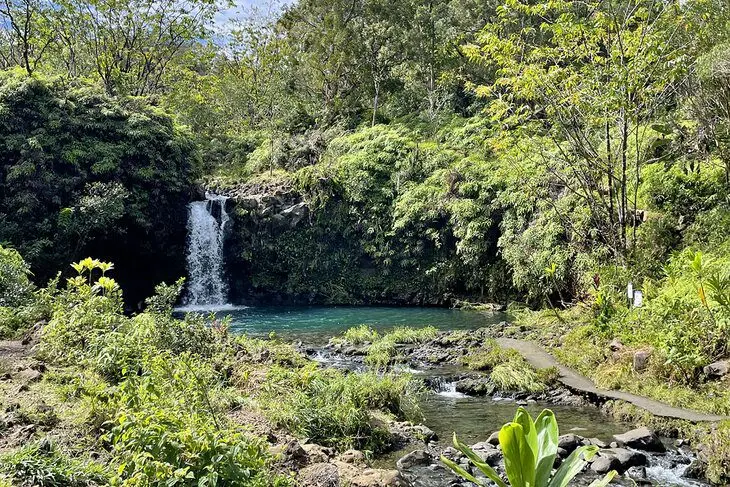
[[372, 79, 380, 127]]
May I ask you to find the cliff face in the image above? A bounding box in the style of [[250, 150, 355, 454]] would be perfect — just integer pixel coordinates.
[[206, 180, 472, 306]]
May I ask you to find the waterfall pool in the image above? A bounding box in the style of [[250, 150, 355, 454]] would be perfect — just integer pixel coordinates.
[[187, 304, 506, 344]]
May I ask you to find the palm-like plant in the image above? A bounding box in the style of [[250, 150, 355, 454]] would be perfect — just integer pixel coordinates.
[[441, 408, 616, 487]]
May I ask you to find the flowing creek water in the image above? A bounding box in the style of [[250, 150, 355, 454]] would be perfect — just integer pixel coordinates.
[[183, 305, 701, 486]]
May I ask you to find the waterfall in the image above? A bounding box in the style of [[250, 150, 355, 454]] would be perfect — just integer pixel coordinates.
[[181, 193, 231, 310]]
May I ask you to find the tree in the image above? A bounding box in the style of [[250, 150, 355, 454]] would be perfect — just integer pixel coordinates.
[[464, 0, 689, 263], [0, 0, 54, 74], [56, 0, 217, 95]]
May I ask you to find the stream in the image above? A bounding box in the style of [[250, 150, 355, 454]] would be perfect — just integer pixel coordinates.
[[183, 305, 702, 487]]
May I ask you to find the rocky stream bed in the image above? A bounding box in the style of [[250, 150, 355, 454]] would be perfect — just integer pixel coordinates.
[[285, 325, 710, 487]]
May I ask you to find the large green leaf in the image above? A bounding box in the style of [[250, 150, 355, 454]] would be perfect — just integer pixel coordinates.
[[452, 433, 508, 487], [499, 423, 536, 487], [534, 409, 559, 487], [546, 445, 598, 487], [513, 407, 539, 463]]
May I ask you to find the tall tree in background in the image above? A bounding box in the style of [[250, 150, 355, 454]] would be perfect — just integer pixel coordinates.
[[0, 0, 54, 74], [56, 0, 218, 95], [465, 0, 689, 262]]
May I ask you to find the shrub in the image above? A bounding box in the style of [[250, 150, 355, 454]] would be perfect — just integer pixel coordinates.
[[40, 259, 125, 364], [364, 339, 398, 368], [259, 364, 416, 452], [490, 362, 552, 393], [0, 245, 33, 307], [0, 441, 109, 487], [461, 339, 522, 371]]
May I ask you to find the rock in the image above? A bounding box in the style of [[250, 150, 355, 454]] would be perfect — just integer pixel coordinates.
[[557, 434, 581, 454], [603, 448, 647, 472], [455, 378, 495, 396], [350, 469, 402, 487], [588, 438, 606, 448], [487, 431, 500, 446], [609, 339, 624, 352], [410, 425, 438, 443], [270, 439, 308, 467], [16, 368, 42, 383], [396, 450, 433, 471], [683, 459, 706, 480], [703, 359, 730, 378], [470, 442, 501, 466], [396, 450, 459, 487], [590, 454, 621, 474], [299, 463, 340, 487], [303, 443, 334, 464], [338, 449, 366, 465], [626, 466, 651, 485], [279, 202, 309, 227], [556, 447, 568, 458], [613, 427, 666, 452], [633, 350, 651, 372]]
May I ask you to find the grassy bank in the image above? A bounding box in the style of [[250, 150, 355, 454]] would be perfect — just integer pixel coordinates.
[[511, 249, 730, 483]]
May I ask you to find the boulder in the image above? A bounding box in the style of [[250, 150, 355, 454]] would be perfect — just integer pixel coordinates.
[[396, 450, 433, 471], [410, 425, 438, 443], [590, 454, 621, 474], [487, 431, 500, 446], [557, 434, 581, 454], [299, 463, 340, 487], [683, 459, 707, 480], [350, 469, 402, 487], [633, 350, 651, 372], [613, 427, 666, 452], [303, 443, 334, 464], [338, 449, 367, 466], [455, 378, 495, 396], [470, 442, 501, 466], [270, 439, 308, 467], [598, 448, 647, 473], [703, 360, 730, 379], [396, 450, 459, 487]]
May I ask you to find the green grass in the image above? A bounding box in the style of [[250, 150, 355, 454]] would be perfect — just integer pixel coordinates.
[[342, 324, 380, 344], [257, 363, 418, 452], [364, 339, 398, 368], [460, 339, 522, 371], [385, 326, 438, 344]]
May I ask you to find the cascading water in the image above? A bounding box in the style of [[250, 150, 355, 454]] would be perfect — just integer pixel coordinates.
[[180, 193, 231, 310]]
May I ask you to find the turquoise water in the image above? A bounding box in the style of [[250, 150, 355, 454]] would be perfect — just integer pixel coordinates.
[[204, 305, 505, 343]]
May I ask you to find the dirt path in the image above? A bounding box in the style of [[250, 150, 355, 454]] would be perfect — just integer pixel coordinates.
[[496, 338, 728, 423]]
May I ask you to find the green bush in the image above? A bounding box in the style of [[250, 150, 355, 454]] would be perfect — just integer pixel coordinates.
[[0, 244, 33, 307], [0, 441, 109, 487], [259, 363, 416, 452]]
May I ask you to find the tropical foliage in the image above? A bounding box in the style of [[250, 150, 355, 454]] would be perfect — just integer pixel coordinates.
[[442, 408, 617, 487]]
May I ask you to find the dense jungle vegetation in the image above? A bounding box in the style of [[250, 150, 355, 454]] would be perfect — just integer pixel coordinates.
[[2, 0, 730, 484]]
